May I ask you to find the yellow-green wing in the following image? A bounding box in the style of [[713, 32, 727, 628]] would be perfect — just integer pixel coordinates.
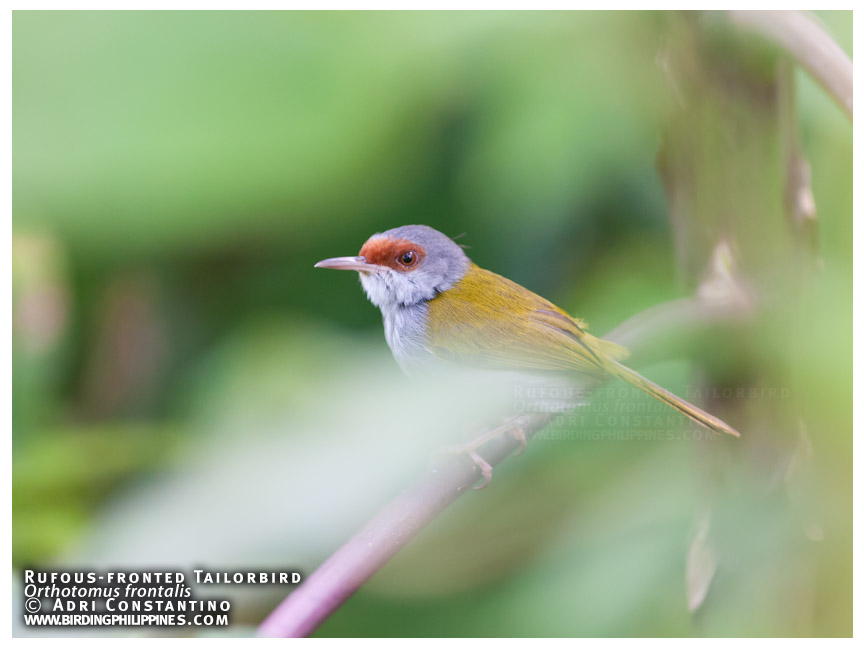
[[426, 265, 629, 374]]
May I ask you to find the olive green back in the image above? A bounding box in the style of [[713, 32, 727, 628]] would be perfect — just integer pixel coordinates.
[[426, 264, 629, 374]]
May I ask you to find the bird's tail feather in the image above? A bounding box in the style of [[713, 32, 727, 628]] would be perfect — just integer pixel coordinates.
[[606, 360, 740, 438]]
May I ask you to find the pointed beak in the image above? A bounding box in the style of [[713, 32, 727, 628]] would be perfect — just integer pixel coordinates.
[[314, 256, 377, 272]]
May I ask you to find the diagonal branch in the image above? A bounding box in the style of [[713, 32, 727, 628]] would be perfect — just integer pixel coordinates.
[[257, 293, 752, 638], [726, 10, 852, 121]]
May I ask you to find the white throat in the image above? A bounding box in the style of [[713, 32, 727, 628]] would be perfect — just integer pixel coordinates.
[[358, 270, 434, 373]]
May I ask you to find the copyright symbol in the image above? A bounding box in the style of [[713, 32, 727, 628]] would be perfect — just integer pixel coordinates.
[[25, 598, 41, 613]]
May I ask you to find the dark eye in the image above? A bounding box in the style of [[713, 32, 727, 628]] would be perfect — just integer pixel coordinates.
[[399, 250, 417, 266]]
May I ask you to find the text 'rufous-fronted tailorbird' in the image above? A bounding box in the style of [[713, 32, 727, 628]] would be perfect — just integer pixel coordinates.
[[315, 224, 739, 470]]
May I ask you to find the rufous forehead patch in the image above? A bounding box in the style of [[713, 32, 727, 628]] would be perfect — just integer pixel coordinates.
[[359, 236, 426, 271]]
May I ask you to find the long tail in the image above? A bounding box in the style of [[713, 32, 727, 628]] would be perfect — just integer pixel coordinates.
[[606, 360, 740, 438]]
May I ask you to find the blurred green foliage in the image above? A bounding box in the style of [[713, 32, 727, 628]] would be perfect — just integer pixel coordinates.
[[12, 10, 851, 637]]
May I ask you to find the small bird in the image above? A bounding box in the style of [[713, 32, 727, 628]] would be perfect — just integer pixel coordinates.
[[315, 225, 739, 444]]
